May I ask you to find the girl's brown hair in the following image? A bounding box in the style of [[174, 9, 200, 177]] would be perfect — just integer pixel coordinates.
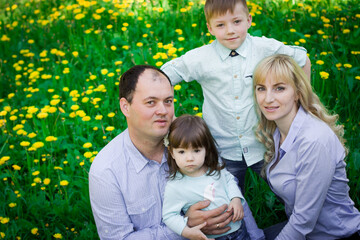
[[167, 114, 224, 179]]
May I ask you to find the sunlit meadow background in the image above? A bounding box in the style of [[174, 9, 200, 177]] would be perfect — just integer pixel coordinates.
[[0, 0, 359, 238]]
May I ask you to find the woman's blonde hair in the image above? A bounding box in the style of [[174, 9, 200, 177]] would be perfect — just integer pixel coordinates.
[[253, 54, 347, 177]]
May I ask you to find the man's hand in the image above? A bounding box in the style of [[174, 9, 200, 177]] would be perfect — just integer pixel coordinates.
[[181, 222, 214, 240], [228, 197, 244, 222], [185, 200, 232, 235]]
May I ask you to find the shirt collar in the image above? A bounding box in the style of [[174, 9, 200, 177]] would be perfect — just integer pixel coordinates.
[[124, 129, 167, 173], [214, 34, 249, 61], [279, 105, 307, 156]]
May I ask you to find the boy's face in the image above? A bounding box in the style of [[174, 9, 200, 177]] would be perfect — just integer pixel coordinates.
[[207, 2, 252, 50]]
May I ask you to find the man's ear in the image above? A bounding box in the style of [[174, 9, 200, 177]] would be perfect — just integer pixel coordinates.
[[120, 97, 130, 117]]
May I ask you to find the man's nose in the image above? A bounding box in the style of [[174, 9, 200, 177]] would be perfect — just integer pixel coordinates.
[[155, 102, 168, 115]]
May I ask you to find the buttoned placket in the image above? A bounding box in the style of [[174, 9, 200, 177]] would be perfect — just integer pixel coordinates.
[[230, 54, 246, 158]]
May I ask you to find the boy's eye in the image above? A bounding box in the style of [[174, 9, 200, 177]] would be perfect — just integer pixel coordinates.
[[165, 99, 173, 104], [234, 20, 241, 24], [216, 24, 224, 27]]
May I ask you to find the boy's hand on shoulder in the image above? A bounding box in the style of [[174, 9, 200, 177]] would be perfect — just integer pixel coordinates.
[[228, 197, 244, 222], [181, 223, 214, 240]]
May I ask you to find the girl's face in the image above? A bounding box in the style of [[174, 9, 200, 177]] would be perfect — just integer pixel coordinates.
[[255, 74, 299, 129], [170, 145, 207, 177]]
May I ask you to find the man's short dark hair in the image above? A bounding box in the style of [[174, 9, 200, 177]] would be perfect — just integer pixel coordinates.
[[119, 65, 171, 103]]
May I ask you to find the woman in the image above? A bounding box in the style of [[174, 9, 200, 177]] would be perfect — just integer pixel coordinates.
[[253, 54, 360, 239]]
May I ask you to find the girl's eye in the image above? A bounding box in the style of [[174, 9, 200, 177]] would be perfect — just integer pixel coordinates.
[[194, 149, 200, 153], [178, 150, 184, 154], [276, 86, 285, 91]]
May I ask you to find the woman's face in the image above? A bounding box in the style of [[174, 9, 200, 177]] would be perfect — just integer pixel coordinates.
[[255, 74, 299, 128]]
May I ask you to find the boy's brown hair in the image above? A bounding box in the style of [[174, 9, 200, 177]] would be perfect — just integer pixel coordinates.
[[204, 0, 249, 22]]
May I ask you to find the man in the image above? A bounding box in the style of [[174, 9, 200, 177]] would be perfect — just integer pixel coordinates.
[[89, 65, 264, 239]]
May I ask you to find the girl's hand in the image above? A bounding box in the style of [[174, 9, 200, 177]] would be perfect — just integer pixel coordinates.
[[181, 222, 214, 240], [227, 198, 244, 222]]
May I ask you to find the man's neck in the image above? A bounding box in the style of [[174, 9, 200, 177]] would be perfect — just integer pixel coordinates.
[[129, 132, 165, 163]]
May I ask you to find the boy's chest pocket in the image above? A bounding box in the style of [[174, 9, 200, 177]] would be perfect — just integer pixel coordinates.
[[126, 195, 158, 229]]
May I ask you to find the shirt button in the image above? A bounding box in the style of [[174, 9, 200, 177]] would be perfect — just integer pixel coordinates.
[[236, 116, 240, 120], [239, 135, 243, 138], [235, 96, 239, 99], [234, 75, 238, 78]]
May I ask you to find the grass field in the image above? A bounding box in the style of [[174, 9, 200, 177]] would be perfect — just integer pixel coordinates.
[[0, 0, 359, 238]]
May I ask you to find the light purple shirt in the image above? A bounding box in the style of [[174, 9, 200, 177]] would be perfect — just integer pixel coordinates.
[[267, 106, 360, 239], [89, 129, 182, 240]]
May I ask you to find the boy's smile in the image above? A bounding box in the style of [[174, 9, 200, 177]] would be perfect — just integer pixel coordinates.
[[207, 2, 252, 50]]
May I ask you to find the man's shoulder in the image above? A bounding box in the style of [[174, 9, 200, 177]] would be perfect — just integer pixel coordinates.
[[90, 130, 128, 174]]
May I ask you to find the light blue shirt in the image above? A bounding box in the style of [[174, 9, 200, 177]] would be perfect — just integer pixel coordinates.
[[163, 169, 244, 239], [89, 129, 183, 240], [267, 106, 360, 239], [162, 34, 307, 166]]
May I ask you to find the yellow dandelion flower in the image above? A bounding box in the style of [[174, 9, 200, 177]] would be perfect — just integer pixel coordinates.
[[32, 171, 40, 176], [37, 112, 48, 119], [316, 60, 324, 65], [319, 71, 329, 79], [343, 63, 352, 68], [136, 42, 143, 47], [82, 116, 91, 121], [1, 218, 9, 224], [33, 177, 41, 183], [12, 165, 21, 170], [8, 203, 17, 208], [45, 136, 57, 142], [53, 233, 63, 239], [32, 142, 44, 149], [110, 46, 117, 51], [174, 85, 181, 91], [83, 142, 92, 148], [108, 112, 115, 118], [43, 178, 51, 185], [31, 228, 38, 235], [84, 152, 93, 158], [101, 69, 108, 75], [95, 115, 103, 120], [20, 141, 30, 147], [60, 180, 69, 186], [105, 126, 115, 131]]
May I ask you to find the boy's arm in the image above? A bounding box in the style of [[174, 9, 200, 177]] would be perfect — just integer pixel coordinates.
[[302, 55, 311, 81], [161, 52, 198, 85]]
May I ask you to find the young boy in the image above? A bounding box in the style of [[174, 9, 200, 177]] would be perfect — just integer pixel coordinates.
[[161, 0, 311, 193]]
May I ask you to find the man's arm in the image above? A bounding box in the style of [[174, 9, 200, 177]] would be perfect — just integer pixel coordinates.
[[89, 172, 181, 240], [185, 200, 232, 235]]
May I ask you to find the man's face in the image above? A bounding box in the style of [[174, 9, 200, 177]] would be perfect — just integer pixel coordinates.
[[122, 69, 174, 142], [207, 2, 252, 50]]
